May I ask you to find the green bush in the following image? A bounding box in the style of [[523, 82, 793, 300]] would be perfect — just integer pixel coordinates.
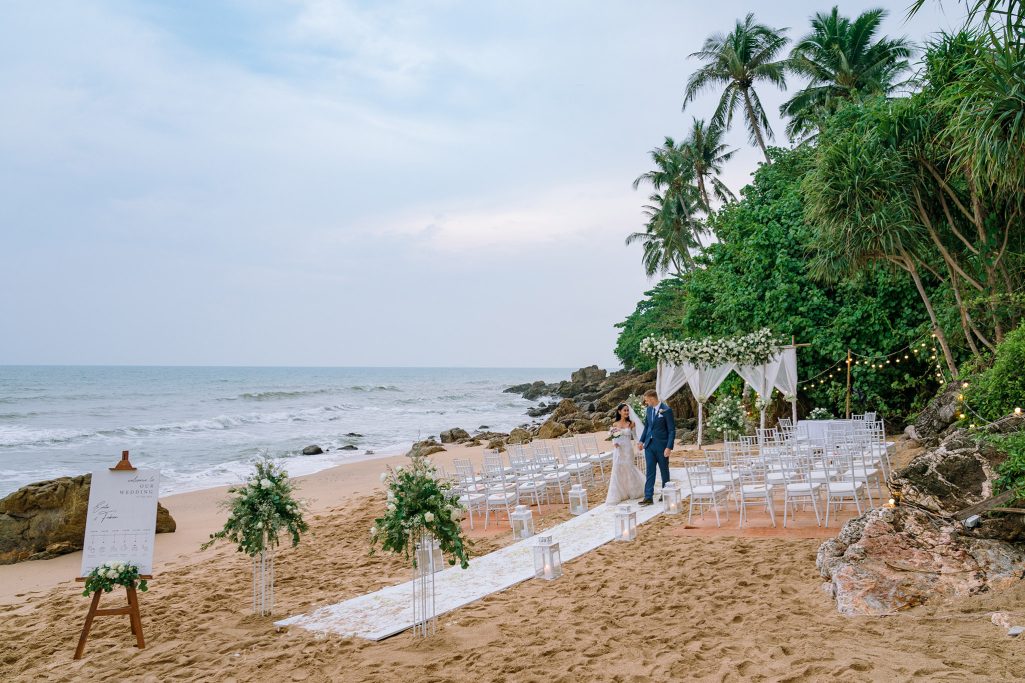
[[988, 432, 1025, 499], [963, 324, 1025, 422], [706, 395, 750, 441]]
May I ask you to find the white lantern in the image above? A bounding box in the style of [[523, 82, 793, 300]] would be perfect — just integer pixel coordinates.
[[569, 484, 588, 515], [532, 535, 562, 580], [614, 504, 637, 542], [662, 481, 683, 515], [510, 505, 535, 540]]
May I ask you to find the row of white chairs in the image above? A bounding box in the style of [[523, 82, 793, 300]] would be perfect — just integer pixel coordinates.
[[681, 419, 891, 529], [441, 436, 615, 529]]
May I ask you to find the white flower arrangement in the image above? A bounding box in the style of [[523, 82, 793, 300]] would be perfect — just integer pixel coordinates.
[[783, 392, 797, 403], [707, 396, 750, 440], [640, 328, 782, 368], [809, 407, 833, 420], [82, 561, 148, 597]]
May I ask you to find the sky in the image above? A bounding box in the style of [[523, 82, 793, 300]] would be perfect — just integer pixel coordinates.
[[0, 1, 960, 368]]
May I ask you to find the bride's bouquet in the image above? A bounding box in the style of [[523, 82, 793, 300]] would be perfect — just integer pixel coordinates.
[[609, 427, 628, 440]]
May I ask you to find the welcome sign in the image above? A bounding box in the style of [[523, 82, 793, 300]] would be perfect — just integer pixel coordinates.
[[80, 468, 160, 576]]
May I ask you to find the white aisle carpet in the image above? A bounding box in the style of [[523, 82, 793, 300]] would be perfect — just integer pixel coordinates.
[[276, 468, 689, 641]]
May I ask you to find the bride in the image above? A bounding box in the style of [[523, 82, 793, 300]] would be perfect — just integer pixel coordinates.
[[605, 403, 646, 505]]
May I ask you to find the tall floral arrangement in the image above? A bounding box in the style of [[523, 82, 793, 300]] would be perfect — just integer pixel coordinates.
[[707, 396, 750, 440], [640, 328, 782, 367], [626, 395, 647, 424], [201, 458, 309, 556], [371, 453, 470, 569]]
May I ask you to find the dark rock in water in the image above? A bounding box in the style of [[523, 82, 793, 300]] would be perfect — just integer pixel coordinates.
[[440, 427, 470, 444], [302, 445, 323, 455], [905, 381, 961, 445], [504, 383, 534, 394], [365, 450, 375, 455], [0, 474, 176, 565], [345, 432, 363, 438], [340, 445, 358, 451], [407, 438, 445, 458], [527, 403, 556, 418], [521, 381, 554, 400], [478, 425, 489, 430]]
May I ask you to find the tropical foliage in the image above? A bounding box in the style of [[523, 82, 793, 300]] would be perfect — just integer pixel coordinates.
[[201, 458, 309, 557], [961, 323, 1025, 422], [370, 452, 470, 570]]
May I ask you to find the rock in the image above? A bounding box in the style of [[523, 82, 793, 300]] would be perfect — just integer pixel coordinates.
[[992, 612, 1015, 629], [365, 450, 375, 455], [527, 403, 556, 418], [302, 445, 323, 455], [345, 432, 363, 438], [440, 428, 471, 444], [569, 419, 596, 434], [0, 474, 176, 565], [817, 506, 1025, 616], [506, 428, 532, 444], [406, 438, 446, 458], [487, 438, 506, 451], [571, 365, 607, 385], [537, 419, 568, 440], [478, 425, 489, 430], [551, 399, 581, 421], [906, 381, 961, 445], [1009, 626, 1025, 637], [339, 445, 358, 451], [521, 381, 554, 400]]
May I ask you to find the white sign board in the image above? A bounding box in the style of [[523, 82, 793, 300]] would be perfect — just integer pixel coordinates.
[[80, 468, 160, 577]]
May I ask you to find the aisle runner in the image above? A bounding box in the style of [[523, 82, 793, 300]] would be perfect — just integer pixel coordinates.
[[277, 469, 688, 640]]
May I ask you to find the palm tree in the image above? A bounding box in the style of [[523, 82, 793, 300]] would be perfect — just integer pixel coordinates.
[[781, 7, 912, 140], [629, 138, 705, 275], [683, 13, 789, 163], [680, 118, 737, 210]]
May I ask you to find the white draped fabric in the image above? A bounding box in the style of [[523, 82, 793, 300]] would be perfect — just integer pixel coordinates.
[[655, 360, 695, 404], [736, 354, 783, 431], [773, 347, 799, 424], [684, 362, 734, 446]]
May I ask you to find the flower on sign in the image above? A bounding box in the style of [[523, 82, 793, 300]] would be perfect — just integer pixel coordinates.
[[82, 561, 148, 597]]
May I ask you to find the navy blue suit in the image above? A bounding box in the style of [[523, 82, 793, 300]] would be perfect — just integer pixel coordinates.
[[640, 402, 675, 500]]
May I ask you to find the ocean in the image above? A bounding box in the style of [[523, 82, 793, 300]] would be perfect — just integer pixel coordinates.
[[0, 366, 569, 497]]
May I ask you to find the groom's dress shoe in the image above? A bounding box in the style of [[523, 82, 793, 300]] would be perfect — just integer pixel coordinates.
[[638, 499, 653, 506]]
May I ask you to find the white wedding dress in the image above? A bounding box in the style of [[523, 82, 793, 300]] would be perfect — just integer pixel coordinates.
[[605, 424, 646, 505]]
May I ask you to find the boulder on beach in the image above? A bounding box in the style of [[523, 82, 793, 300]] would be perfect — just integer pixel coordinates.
[[440, 427, 470, 444], [407, 438, 446, 458], [905, 381, 961, 445], [302, 445, 323, 455], [818, 414, 1025, 615], [506, 428, 532, 444], [551, 399, 581, 421], [0, 474, 176, 565], [537, 418, 568, 440]]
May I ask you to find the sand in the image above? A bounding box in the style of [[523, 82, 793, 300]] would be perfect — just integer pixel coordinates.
[[1, 440, 1023, 682]]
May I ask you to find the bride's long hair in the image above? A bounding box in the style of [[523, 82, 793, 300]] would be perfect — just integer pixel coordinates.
[[614, 403, 633, 427]]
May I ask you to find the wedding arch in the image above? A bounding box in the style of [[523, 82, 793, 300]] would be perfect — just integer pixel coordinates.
[[640, 329, 800, 445]]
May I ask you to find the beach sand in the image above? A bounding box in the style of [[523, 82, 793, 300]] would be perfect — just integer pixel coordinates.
[[1, 440, 1023, 682]]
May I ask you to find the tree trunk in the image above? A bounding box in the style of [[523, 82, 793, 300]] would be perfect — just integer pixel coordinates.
[[901, 251, 959, 378]]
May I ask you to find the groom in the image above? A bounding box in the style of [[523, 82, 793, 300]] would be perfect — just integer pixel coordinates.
[[636, 389, 674, 506]]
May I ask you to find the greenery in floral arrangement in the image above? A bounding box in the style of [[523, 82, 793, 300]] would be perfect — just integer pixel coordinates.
[[201, 458, 309, 556], [640, 328, 783, 368], [706, 396, 749, 440], [371, 452, 470, 569], [82, 561, 148, 597], [626, 395, 647, 424], [808, 407, 833, 420]]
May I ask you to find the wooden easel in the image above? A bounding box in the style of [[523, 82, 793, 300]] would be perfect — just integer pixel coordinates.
[[73, 451, 154, 660]]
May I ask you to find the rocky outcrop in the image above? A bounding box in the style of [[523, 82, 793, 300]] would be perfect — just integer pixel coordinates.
[[506, 427, 532, 444], [302, 444, 323, 455], [905, 381, 961, 445], [439, 427, 471, 444], [818, 414, 1025, 615], [571, 365, 607, 385], [817, 506, 1025, 616], [537, 419, 568, 440], [407, 438, 446, 458], [0, 474, 176, 565]]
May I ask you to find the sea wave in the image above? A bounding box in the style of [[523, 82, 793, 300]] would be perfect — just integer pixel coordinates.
[[226, 389, 333, 402], [0, 403, 361, 448], [348, 385, 401, 392]]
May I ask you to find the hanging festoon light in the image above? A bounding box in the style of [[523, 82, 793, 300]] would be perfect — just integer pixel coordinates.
[[568, 484, 588, 516], [510, 505, 535, 540], [614, 504, 638, 542], [662, 481, 683, 515], [532, 535, 562, 580]]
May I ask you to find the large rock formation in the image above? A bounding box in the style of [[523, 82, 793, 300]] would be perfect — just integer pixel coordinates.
[[904, 381, 961, 445], [406, 438, 446, 458], [0, 474, 176, 565], [439, 427, 470, 444], [818, 414, 1025, 615]]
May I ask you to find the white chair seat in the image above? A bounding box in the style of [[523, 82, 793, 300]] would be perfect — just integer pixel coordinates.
[[690, 484, 728, 496], [741, 484, 773, 495], [828, 482, 864, 493], [785, 482, 821, 493]]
